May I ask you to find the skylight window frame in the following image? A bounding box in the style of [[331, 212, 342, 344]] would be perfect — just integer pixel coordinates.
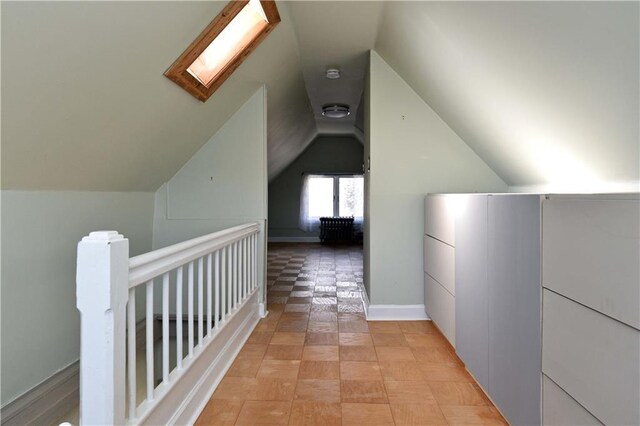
[[164, 0, 280, 102]]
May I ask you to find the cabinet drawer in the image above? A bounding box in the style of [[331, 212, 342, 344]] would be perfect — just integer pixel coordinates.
[[543, 197, 640, 329], [424, 235, 455, 295], [425, 195, 455, 246], [542, 289, 640, 426], [543, 374, 601, 426], [425, 273, 455, 346]]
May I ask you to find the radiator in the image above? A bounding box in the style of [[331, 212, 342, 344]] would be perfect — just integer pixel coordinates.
[[319, 217, 354, 243]]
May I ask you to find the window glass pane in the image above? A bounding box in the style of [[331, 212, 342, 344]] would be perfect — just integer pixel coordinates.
[[308, 177, 334, 217], [339, 176, 364, 217], [187, 0, 269, 87]]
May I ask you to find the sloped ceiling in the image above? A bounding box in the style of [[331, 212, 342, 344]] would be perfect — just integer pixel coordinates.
[[376, 1, 639, 191], [1, 1, 316, 191], [288, 1, 383, 137], [3, 1, 638, 192]]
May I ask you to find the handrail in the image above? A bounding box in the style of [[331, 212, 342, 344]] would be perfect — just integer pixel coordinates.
[[76, 221, 262, 425], [128, 222, 260, 288]]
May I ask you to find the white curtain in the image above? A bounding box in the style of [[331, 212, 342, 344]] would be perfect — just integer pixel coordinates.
[[299, 174, 320, 232], [299, 173, 364, 234]]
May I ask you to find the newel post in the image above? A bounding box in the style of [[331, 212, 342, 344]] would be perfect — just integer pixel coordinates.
[[76, 231, 129, 425]]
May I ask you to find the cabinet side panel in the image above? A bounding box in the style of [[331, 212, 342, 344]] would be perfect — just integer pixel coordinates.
[[488, 195, 541, 426], [455, 195, 489, 390]]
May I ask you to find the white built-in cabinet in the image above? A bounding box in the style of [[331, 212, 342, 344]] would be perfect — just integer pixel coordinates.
[[424, 193, 640, 426], [426, 194, 541, 426], [541, 195, 639, 426]]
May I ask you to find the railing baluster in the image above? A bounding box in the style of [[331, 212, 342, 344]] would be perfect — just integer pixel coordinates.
[[127, 289, 136, 420], [243, 238, 247, 299], [239, 239, 244, 301], [162, 273, 169, 383], [234, 242, 239, 308], [238, 240, 242, 302], [221, 247, 227, 322], [245, 237, 251, 294], [207, 253, 212, 336], [176, 267, 183, 370], [227, 245, 233, 312], [214, 250, 220, 329], [198, 257, 204, 346], [145, 280, 154, 402], [188, 261, 194, 357], [246, 237, 250, 295], [250, 234, 254, 290], [253, 234, 257, 290]]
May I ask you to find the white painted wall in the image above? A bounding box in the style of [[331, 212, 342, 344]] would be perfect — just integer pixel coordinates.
[[153, 87, 268, 302], [0, 190, 154, 406], [376, 2, 639, 192], [366, 51, 507, 305]]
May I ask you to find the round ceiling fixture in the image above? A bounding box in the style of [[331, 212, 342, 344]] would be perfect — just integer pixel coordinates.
[[322, 104, 350, 119], [326, 68, 341, 79]]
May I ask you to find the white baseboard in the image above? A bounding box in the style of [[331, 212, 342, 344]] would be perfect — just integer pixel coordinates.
[[359, 282, 370, 312], [259, 302, 267, 318], [1, 361, 79, 426], [268, 236, 319, 243], [366, 304, 431, 321]]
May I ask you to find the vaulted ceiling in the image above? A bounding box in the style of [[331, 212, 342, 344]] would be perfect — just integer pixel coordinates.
[[2, 1, 638, 192]]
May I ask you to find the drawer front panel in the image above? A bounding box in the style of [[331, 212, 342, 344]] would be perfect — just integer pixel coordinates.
[[543, 197, 640, 329], [425, 273, 455, 346], [424, 235, 455, 296], [425, 195, 455, 246], [543, 375, 601, 426], [542, 289, 640, 426]]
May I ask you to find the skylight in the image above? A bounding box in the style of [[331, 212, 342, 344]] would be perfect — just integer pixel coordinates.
[[187, 0, 269, 87], [165, 0, 280, 102]]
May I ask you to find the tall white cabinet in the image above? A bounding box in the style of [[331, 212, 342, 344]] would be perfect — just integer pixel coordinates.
[[425, 193, 640, 426]]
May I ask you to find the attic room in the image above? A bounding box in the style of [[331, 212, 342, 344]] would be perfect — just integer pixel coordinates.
[[1, 1, 638, 425]]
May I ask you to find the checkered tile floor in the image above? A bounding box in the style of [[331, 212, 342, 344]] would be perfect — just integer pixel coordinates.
[[266, 243, 365, 316]]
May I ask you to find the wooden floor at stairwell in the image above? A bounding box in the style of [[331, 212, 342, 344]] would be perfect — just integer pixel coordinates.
[[195, 243, 506, 425]]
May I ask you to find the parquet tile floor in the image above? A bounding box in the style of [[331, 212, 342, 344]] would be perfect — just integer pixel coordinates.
[[196, 243, 507, 425]]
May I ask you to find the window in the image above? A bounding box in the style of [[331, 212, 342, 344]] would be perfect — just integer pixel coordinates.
[[300, 174, 364, 232], [165, 0, 280, 102]]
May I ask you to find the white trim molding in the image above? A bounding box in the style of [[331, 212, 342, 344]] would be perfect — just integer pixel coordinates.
[[0, 361, 79, 426], [358, 282, 370, 313], [366, 304, 431, 321]]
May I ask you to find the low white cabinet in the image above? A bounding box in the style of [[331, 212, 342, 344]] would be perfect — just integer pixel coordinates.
[[541, 194, 640, 425], [450, 194, 541, 426], [425, 194, 542, 425]]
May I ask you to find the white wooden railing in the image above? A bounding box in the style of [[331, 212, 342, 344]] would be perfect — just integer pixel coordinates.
[[76, 223, 261, 425]]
